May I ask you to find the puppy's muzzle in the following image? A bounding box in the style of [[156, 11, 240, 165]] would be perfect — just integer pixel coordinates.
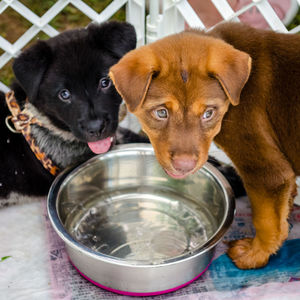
[[171, 155, 197, 174], [80, 119, 107, 139]]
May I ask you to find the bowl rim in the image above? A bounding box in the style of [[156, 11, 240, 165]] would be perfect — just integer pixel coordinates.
[[47, 143, 235, 268]]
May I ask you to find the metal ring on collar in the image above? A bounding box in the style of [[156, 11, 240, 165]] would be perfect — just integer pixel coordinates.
[[5, 115, 21, 134]]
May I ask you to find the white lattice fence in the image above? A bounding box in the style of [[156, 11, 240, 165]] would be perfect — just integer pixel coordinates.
[[147, 0, 300, 43], [0, 0, 299, 92], [0, 0, 145, 92]]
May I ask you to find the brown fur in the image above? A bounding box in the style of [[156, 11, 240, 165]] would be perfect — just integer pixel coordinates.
[[109, 22, 300, 269]]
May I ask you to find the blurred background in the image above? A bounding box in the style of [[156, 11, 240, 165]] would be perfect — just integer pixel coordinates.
[[0, 0, 299, 89]]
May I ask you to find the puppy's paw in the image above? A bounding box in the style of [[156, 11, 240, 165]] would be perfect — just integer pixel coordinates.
[[227, 238, 271, 269]]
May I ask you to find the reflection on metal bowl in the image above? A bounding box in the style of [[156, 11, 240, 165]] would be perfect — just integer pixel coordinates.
[[47, 144, 235, 296]]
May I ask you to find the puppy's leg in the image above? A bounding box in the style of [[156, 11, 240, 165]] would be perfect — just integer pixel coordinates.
[[227, 157, 296, 269]]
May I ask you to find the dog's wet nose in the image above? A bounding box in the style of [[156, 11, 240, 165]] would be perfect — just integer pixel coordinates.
[[80, 119, 107, 138], [88, 119, 106, 136], [171, 155, 197, 173]]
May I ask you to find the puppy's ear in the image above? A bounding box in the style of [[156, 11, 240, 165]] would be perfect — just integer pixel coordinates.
[[207, 44, 251, 106], [13, 41, 52, 102], [88, 21, 136, 58], [109, 47, 158, 112]]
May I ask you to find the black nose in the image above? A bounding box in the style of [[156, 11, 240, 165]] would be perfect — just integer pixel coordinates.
[[80, 119, 107, 138]]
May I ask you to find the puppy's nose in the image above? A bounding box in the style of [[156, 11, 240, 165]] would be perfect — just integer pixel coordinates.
[[83, 119, 106, 137], [172, 155, 197, 173]]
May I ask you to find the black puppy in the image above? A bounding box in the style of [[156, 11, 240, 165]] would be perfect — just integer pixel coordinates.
[[0, 21, 146, 204]]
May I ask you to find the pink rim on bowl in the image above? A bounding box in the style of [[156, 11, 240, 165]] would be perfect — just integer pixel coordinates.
[[71, 258, 214, 296]]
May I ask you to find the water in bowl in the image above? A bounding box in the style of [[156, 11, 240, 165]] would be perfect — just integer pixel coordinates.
[[64, 185, 217, 265]]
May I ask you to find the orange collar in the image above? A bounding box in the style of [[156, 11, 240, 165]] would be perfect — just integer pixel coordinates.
[[5, 91, 60, 176]]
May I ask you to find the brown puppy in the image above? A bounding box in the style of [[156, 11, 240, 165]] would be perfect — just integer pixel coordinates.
[[109, 22, 300, 269]]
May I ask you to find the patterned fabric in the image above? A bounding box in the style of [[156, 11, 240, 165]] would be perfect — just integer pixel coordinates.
[[5, 91, 60, 176]]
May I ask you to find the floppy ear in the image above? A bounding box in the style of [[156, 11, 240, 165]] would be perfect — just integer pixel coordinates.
[[88, 21, 137, 58], [207, 44, 251, 106], [13, 40, 52, 102], [109, 47, 159, 112]]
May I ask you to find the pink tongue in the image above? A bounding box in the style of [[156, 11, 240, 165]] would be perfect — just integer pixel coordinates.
[[88, 137, 112, 154]]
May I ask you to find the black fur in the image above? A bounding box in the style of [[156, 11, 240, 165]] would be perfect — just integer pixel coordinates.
[[1, 89, 54, 198], [0, 21, 143, 200], [207, 156, 246, 198], [12, 21, 136, 142]]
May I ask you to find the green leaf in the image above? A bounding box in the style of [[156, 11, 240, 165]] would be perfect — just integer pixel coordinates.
[[0, 256, 11, 262]]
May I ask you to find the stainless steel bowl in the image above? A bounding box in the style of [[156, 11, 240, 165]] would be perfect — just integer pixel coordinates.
[[47, 144, 234, 295]]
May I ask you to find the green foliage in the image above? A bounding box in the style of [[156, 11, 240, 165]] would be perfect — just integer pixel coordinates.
[[288, 8, 300, 30], [0, 256, 11, 262]]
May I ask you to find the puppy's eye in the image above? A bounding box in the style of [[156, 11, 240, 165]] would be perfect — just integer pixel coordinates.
[[153, 108, 168, 120], [99, 77, 111, 89], [202, 108, 215, 120], [58, 89, 71, 102]]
